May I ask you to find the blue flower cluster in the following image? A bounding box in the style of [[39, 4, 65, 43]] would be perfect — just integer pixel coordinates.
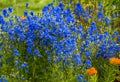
[[0, 75, 7, 82], [77, 74, 87, 82], [0, 1, 120, 81]]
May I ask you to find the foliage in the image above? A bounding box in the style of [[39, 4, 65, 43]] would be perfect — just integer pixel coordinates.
[[0, 1, 120, 82]]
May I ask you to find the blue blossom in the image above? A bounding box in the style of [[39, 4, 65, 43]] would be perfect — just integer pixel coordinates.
[[26, 2, 29, 7], [0, 76, 7, 82], [0, 15, 5, 24], [117, 36, 120, 42], [26, 38, 34, 46], [74, 3, 85, 17], [105, 17, 110, 25], [33, 49, 39, 55], [111, 14, 117, 18], [26, 47, 32, 54], [13, 48, 20, 56], [85, 50, 91, 59], [24, 10, 28, 16], [21, 77, 25, 80], [97, 11, 104, 19], [104, 31, 109, 36], [77, 74, 87, 82], [30, 11, 34, 16], [84, 60, 91, 68], [14, 26, 23, 34], [113, 30, 119, 36], [73, 54, 82, 65], [1, 76, 6, 79], [58, 2, 64, 9], [98, 2, 102, 6], [42, 6, 48, 13], [25, 69, 29, 73], [19, 62, 28, 69], [48, 55, 51, 60], [45, 50, 50, 55], [7, 28, 14, 35], [8, 7, 12, 13], [14, 60, 19, 66], [19, 33, 26, 41], [38, 54, 42, 57], [2, 9, 9, 17]]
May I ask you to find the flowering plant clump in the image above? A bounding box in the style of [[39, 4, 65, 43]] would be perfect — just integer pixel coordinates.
[[0, 1, 120, 82]]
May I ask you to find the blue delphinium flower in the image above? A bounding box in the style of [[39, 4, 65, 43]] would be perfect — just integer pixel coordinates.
[[21, 77, 25, 80], [0, 61, 2, 66], [113, 30, 119, 36], [97, 11, 103, 19], [42, 5, 48, 13], [19, 62, 28, 69], [98, 2, 102, 6], [24, 10, 28, 16], [19, 33, 26, 41], [117, 36, 120, 42], [38, 54, 42, 57], [58, 2, 64, 10], [104, 17, 110, 25], [30, 11, 34, 16], [33, 49, 39, 55], [73, 54, 82, 65], [0, 79, 2, 82], [77, 74, 87, 82], [0, 15, 5, 24], [84, 60, 91, 68], [13, 48, 20, 56], [111, 14, 117, 18], [7, 28, 14, 35], [14, 60, 19, 66], [75, 3, 83, 16], [26, 2, 29, 8], [8, 7, 12, 13], [26, 38, 34, 46], [2, 9, 9, 17], [26, 47, 32, 54], [85, 50, 91, 59], [0, 75, 7, 82]]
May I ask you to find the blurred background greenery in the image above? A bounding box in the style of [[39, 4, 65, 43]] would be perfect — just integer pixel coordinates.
[[0, 0, 53, 16]]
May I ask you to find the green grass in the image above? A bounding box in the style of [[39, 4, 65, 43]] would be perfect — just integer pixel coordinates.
[[0, 0, 53, 16]]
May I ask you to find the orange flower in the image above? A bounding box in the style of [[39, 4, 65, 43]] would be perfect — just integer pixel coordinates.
[[86, 67, 97, 75], [109, 57, 116, 64], [20, 15, 26, 19], [109, 57, 120, 65], [115, 58, 120, 64]]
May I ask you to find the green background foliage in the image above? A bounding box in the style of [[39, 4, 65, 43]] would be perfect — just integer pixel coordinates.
[[0, 0, 53, 16]]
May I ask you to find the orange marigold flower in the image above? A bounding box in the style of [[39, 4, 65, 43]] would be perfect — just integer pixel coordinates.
[[115, 58, 120, 64], [86, 67, 97, 75], [109, 57, 116, 64], [20, 15, 26, 19], [109, 57, 120, 65]]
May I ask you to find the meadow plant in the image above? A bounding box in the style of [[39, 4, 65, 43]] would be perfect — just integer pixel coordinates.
[[0, 1, 120, 82]]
